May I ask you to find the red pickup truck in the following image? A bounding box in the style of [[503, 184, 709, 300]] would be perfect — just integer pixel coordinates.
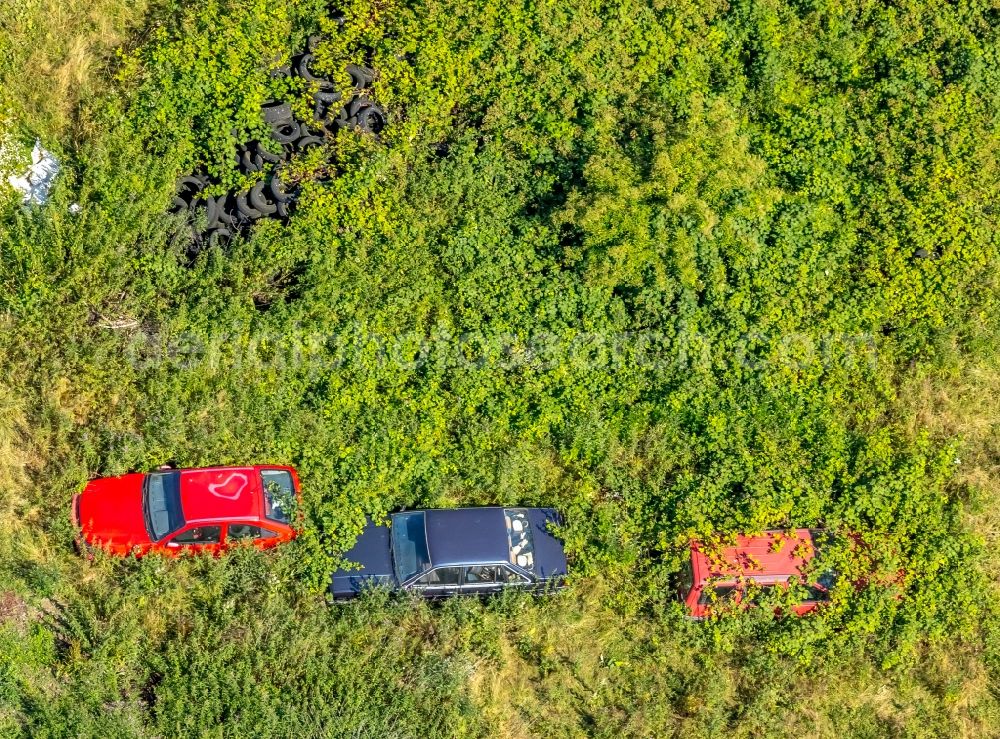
[[679, 529, 836, 619]]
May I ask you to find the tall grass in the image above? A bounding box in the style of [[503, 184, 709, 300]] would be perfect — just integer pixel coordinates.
[[1, 0, 1000, 737]]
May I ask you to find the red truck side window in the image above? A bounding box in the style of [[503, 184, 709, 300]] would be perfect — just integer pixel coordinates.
[[698, 584, 738, 605]]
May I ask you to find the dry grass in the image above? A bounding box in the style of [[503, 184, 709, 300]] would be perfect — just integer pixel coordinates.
[[781, 643, 1000, 738], [468, 580, 693, 738], [469, 584, 612, 738], [0, 384, 32, 523], [0, 0, 158, 137], [902, 354, 1000, 580]]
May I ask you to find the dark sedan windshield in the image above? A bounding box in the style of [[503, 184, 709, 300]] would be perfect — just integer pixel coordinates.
[[391, 511, 430, 583], [143, 472, 184, 541]]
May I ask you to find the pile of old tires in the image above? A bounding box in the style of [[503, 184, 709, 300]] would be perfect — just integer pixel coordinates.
[[171, 35, 385, 253]]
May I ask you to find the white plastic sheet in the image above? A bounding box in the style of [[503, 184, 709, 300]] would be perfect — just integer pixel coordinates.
[[6, 139, 60, 205]]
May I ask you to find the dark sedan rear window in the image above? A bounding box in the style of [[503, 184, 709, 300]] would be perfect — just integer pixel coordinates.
[[144, 472, 184, 541], [504, 508, 535, 570]]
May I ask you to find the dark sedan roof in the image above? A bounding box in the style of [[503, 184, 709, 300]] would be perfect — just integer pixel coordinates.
[[423, 507, 510, 566]]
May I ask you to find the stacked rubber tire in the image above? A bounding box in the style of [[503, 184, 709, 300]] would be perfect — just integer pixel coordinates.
[[171, 35, 385, 254]]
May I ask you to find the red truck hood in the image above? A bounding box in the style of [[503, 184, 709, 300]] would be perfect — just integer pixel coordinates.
[[77, 473, 153, 552]]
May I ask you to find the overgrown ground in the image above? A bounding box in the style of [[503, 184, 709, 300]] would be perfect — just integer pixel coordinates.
[[1, 0, 999, 736]]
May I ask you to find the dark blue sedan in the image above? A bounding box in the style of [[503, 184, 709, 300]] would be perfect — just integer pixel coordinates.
[[330, 507, 568, 600]]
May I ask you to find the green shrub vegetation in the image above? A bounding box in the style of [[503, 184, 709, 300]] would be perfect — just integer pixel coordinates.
[[1, 0, 999, 735]]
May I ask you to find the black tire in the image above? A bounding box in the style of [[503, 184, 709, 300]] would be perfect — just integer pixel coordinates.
[[326, 108, 349, 134], [253, 139, 286, 164], [205, 227, 232, 248], [271, 120, 302, 144], [236, 191, 263, 220], [307, 34, 323, 52], [249, 181, 278, 216], [312, 91, 342, 124], [262, 100, 294, 125], [177, 174, 209, 193], [187, 231, 205, 259], [268, 175, 294, 204], [295, 53, 334, 89], [346, 63, 374, 89], [270, 64, 292, 80], [217, 195, 241, 227], [313, 89, 342, 104], [355, 105, 386, 134], [239, 148, 263, 174], [294, 135, 323, 152], [313, 99, 331, 123], [347, 96, 374, 117], [228, 211, 251, 230], [275, 200, 290, 219], [204, 196, 222, 229], [175, 176, 207, 211]]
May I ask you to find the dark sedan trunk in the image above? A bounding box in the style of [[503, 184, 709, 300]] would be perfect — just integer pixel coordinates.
[[329, 517, 397, 598]]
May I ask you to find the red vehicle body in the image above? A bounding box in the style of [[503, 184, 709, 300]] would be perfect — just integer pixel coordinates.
[[71, 465, 301, 557], [680, 529, 834, 619]]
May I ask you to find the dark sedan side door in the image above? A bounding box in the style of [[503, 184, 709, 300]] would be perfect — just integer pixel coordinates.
[[462, 565, 505, 595], [462, 564, 532, 595], [409, 566, 464, 598]]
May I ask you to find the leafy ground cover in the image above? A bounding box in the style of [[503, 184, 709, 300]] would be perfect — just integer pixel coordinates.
[[1, 0, 999, 736]]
